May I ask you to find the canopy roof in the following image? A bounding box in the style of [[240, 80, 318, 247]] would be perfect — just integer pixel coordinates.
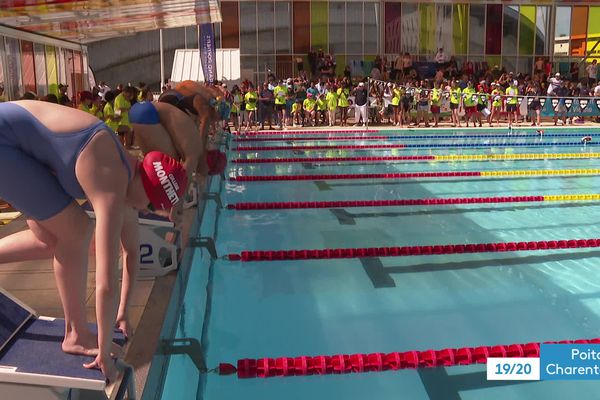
[[0, 0, 222, 43]]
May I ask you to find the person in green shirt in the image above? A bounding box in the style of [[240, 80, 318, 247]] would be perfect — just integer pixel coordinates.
[[449, 80, 462, 127], [337, 82, 350, 126], [77, 91, 95, 115], [273, 81, 288, 129], [430, 83, 442, 127], [316, 93, 327, 126], [103, 91, 121, 133], [244, 85, 258, 131], [303, 93, 317, 126], [390, 84, 402, 126], [490, 82, 503, 127], [505, 80, 519, 128], [325, 84, 338, 126], [291, 99, 303, 127], [114, 86, 136, 148], [462, 81, 477, 127]]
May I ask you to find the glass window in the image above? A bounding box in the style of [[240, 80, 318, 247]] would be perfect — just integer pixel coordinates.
[[587, 7, 600, 61], [221, 2, 240, 48], [275, 55, 293, 79], [34, 43, 47, 96], [240, 55, 257, 84], [486, 4, 502, 55], [258, 55, 276, 81], [419, 3, 435, 55], [21, 40, 36, 94], [364, 2, 379, 54], [535, 6, 549, 56], [517, 57, 533, 75], [330, 2, 346, 55], [5, 37, 22, 100], [311, 1, 328, 52], [469, 4, 485, 55], [570, 6, 588, 57], [519, 6, 536, 55], [275, 2, 291, 54], [257, 2, 274, 54], [452, 4, 469, 55], [503, 56, 517, 74], [292, 1, 310, 54], [503, 6, 519, 56], [0, 37, 5, 95], [346, 2, 363, 54], [239, 1, 257, 55], [401, 3, 418, 54], [73, 51, 83, 97], [63, 49, 74, 99], [435, 5, 453, 57], [554, 7, 571, 56], [384, 2, 401, 54]]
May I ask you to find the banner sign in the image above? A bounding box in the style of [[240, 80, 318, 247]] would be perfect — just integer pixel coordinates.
[[199, 23, 217, 84]]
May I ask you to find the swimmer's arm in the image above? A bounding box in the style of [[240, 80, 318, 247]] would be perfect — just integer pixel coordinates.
[[117, 207, 139, 337], [166, 108, 207, 180]]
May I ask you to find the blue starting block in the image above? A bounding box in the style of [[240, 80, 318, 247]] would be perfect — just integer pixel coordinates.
[[0, 288, 134, 399], [82, 202, 180, 278]]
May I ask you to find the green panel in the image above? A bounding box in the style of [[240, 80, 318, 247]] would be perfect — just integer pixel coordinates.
[[486, 56, 501, 69], [419, 3, 436, 54], [311, 1, 328, 51], [335, 55, 346, 77], [588, 6, 600, 61], [453, 4, 469, 55], [519, 5, 536, 55]]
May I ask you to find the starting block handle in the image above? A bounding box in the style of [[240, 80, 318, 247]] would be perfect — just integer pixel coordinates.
[[189, 236, 218, 259], [202, 192, 223, 209], [113, 359, 136, 400]]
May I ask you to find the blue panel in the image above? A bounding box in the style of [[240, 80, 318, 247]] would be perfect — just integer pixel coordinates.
[[0, 291, 33, 352]]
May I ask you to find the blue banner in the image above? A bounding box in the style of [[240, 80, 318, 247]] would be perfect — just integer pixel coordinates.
[[541, 344, 600, 380], [199, 23, 217, 84], [539, 97, 600, 117]]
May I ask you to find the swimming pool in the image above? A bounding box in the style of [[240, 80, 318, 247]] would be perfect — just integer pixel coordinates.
[[159, 127, 600, 400]]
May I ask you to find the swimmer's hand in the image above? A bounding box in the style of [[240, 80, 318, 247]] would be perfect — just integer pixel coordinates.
[[84, 353, 118, 384], [169, 201, 184, 226], [115, 316, 134, 339]]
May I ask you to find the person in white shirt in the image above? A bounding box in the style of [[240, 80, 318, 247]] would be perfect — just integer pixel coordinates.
[[547, 73, 562, 95], [435, 48, 446, 64], [586, 60, 598, 85], [594, 82, 600, 97]]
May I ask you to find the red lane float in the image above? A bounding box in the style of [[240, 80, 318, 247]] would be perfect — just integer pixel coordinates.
[[215, 337, 600, 378], [234, 136, 392, 142], [234, 144, 406, 151], [226, 238, 600, 261], [235, 129, 377, 135], [230, 172, 481, 181], [233, 156, 436, 163], [227, 196, 545, 210]]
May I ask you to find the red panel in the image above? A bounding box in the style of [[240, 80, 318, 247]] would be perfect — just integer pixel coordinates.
[[293, 1, 310, 54], [486, 4, 502, 55], [384, 2, 402, 54], [221, 1, 239, 48], [20, 40, 36, 93]]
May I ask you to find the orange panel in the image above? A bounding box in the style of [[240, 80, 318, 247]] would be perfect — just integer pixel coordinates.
[[570, 6, 588, 56]]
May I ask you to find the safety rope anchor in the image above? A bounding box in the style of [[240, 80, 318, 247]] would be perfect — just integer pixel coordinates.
[[189, 237, 218, 259]]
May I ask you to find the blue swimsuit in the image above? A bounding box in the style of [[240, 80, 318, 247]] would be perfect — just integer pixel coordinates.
[[0, 102, 130, 220]]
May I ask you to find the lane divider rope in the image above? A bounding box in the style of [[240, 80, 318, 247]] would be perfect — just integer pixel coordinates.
[[235, 129, 376, 135], [233, 152, 600, 164], [229, 169, 600, 182], [213, 338, 600, 378], [233, 132, 587, 142], [226, 238, 600, 261], [234, 142, 600, 151], [226, 194, 600, 210]]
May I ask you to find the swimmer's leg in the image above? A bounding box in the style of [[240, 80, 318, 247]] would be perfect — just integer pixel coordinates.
[[0, 219, 56, 262]]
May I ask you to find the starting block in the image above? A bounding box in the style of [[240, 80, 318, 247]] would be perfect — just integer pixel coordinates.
[[0, 288, 134, 400], [82, 203, 180, 278]]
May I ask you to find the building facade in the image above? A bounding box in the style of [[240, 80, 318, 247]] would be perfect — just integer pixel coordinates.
[[212, 0, 600, 81]]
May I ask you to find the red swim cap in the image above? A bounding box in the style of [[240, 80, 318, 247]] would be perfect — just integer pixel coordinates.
[[206, 150, 227, 176], [139, 151, 188, 210]]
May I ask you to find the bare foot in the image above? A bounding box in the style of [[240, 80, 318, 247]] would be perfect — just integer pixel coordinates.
[[63, 330, 124, 358]]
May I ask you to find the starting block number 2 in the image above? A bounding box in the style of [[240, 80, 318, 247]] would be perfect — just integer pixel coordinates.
[[140, 244, 154, 265]]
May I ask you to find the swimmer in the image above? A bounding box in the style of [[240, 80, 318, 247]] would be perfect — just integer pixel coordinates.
[[0, 101, 187, 382], [582, 136, 592, 145]]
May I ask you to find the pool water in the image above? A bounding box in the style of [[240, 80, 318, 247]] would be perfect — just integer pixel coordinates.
[[160, 128, 600, 400]]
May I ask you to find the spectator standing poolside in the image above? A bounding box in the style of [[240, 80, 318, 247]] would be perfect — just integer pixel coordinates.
[[586, 60, 598, 86]]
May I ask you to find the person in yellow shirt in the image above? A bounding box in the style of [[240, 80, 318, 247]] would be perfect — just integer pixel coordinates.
[[114, 86, 136, 148], [244, 85, 258, 131], [103, 91, 121, 133], [78, 91, 95, 115], [337, 82, 350, 126], [325, 85, 338, 127], [489, 82, 503, 127], [303, 93, 317, 126], [430, 83, 442, 127], [449, 80, 462, 127], [291, 99, 303, 127], [505, 80, 519, 128], [316, 93, 327, 126], [390, 84, 401, 126], [273, 81, 288, 129], [462, 81, 477, 127]]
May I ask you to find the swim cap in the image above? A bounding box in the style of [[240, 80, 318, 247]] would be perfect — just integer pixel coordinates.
[[206, 150, 227, 176], [139, 151, 188, 210]]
